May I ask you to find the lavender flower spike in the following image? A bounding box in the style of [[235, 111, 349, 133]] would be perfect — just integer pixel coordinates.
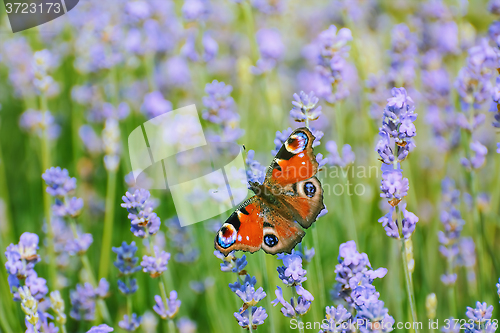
[[141, 246, 170, 278], [42, 167, 77, 197], [153, 291, 181, 319], [87, 324, 114, 333], [289, 91, 323, 123]]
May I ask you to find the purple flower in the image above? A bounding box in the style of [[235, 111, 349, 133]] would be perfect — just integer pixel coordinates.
[[376, 132, 395, 165], [4, 232, 40, 283], [229, 275, 256, 293], [161, 56, 191, 88], [326, 141, 355, 167], [377, 207, 396, 238], [119, 314, 141, 331], [271, 286, 297, 318], [141, 91, 172, 119], [442, 318, 461, 333], [235, 282, 266, 306], [388, 24, 417, 88], [153, 291, 181, 319], [94, 278, 110, 298], [214, 251, 248, 274], [113, 241, 141, 276], [334, 241, 387, 307], [276, 253, 307, 286], [25, 271, 48, 301], [126, 1, 150, 20], [313, 25, 353, 103], [19, 110, 60, 139], [438, 183, 464, 266], [87, 324, 114, 333], [182, 0, 209, 21], [387, 87, 413, 109], [42, 167, 76, 197], [380, 168, 409, 202], [251, 28, 285, 74], [441, 274, 457, 286], [65, 232, 93, 255], [251, 0, 285, 14], [52, 197, 84, 218], [291, 246, 315, 263], [257, 28, 284, 60], [321, 308, 354, 332], [401, 203, 419, 239], [466, 302, 494, 331], [69, 280, 109, 321], [376, 87, 417, 164], [202, 80, 237, 124], [121, 189, 161, 238], [234, 306, 268, 329], [456, 39, 497, 108], [245, 150, 266, 185], [117, 279, 138, 295], [356, 300, 395, 333], [489, 0, 500, 14], [202, 32, 218, 62], [289, 91, 322, 123], [70, 283, 97, 321], [470, 141, 488, 169], [177, 317, 196, 332], [141, 246, 170, 278]]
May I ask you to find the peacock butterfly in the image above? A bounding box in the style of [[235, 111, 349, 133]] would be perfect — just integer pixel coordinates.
[[214, 127, 324, 255]]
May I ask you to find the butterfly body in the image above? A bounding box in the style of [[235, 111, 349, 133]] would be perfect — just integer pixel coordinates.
[[215, 128, 324, 256]]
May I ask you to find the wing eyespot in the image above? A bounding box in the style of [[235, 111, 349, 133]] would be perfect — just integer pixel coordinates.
[[217, 223, 238, 248], [263, 234, 279, 248], [303, 181, 316, 198], [285, 132, 308, 154]]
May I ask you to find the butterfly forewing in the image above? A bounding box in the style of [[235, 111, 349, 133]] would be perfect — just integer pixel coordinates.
[[265, 128, 318, 186]]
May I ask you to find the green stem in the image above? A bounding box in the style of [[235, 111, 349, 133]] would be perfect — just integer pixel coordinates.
[[148, 238, 176, 333], [446, 253, 457, 318], [40, 94, 58, 291], [311, 225, 326, 311], [127, 292, 132, 317], [0, 297, 13, 333], [469, 169, 486, 299], [98, 169, 117, 280], [248, 308, 254, 333], [145, 52, 158, 91], [240, 1, 259, 63], [304, 113, 327, 316], [334, 102, 359, 244], [68, 219, 111, 324], [396, 206, 419, 332], [0, 121, 13, 242], [168, 319, 176, 333], [258, 251, 276, 333], [292, 288, 305, 333]]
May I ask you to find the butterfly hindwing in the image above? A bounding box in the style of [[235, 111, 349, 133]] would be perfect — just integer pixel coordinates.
[[214, 196, 306, 255], [277, 176, 325, 229]]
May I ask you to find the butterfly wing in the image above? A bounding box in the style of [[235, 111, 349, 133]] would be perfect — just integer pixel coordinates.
[[265, 127, 318, 187], [277, 176, 325, 229], [214, 196, 306, 255]]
